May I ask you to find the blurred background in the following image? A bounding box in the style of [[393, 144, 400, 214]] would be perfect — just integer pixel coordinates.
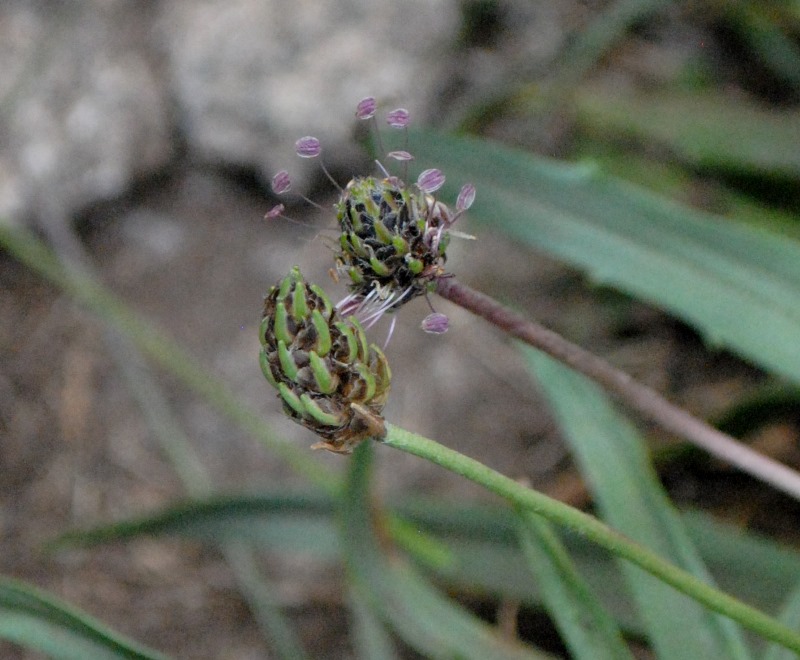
[[2, 0, 800, 657]]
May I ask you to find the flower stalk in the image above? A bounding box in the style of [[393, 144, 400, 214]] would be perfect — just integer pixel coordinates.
[[382, 423, 800, 654], [435, 275, 800, 501]]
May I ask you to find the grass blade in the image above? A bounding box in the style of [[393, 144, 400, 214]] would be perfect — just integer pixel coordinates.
[[410, 131, 800, 385], [524, 348, 752, 659], [0, 224, 335, 490], [516, 510, 634, 659], [0, 577, 169, 660], [574, 89, 800, 176], [51, 491, 800, 634], [763, 583, 800, 660], [342, 443, 551, 660], [50, 492, 342, 559], [348, 586, 400, 660]]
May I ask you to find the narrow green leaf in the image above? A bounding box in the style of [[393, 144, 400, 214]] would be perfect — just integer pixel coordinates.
[[0, 577, 169, 660], [574, 89, 800, 176], [723, 3, 800, 90], [348, 586, 400, 660], [411, 131, 800, 385], [516, 510, 634, 660], [763, 582, 800, 660], [342, 443, 552, 660], [221, 542, 310, 660], [50, 492, 342, 559], [51, 491, 800, 634], [524, 348, 752, 659]]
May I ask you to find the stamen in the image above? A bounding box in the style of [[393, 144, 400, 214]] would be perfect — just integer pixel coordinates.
[[417, 168, 446, 193], [386, 108, 410, 128], [294, 136, 342, 192], [355, 97, 377, 120]]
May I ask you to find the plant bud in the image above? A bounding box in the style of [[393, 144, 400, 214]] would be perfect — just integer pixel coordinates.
[[260, 267, 390, 453]]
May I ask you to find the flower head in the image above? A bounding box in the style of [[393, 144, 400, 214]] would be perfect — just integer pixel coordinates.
[[260, 267, 390, 453], [265, 97, 476, 334], [333, 175, 450, 317]]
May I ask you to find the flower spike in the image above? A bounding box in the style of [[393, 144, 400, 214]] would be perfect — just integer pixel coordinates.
[[260, 267, 390, 453], [264, 97, 477, 335]]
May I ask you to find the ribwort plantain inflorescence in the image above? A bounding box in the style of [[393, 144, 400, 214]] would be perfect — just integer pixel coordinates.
[[262, 97, 475, 450], [259, 266, 390, 454]]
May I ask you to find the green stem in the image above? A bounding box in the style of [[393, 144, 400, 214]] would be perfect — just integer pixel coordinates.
[[382, 424, 800, 654]]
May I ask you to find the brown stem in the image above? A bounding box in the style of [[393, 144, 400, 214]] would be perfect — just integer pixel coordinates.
[[436, 276, 800, 501]]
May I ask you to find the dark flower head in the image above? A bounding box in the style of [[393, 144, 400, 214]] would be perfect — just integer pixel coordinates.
[[265, 97, 476, 333], [333, 175, 451, 318]]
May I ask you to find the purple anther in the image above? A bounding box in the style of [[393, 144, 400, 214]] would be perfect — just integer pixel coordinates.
[[387, 150, 415, 161], [271, 170, 292, 195], [264, 204, 285, 220], [386, 108, 410, 128], [295, 136, 321, 158], [456, 183, 476, 211], [417, 168, 445, 193], [355, 97, 377, 120], [421, 312, 449, 334]]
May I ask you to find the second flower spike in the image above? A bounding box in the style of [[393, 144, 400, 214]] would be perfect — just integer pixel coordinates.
[[259, 267, 391, 453]]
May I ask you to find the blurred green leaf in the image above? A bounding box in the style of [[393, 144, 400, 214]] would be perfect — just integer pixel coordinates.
[[574, 89, 800, 177], [763, 581, 800, 660], [0, 224, 335, 491], [347, 586, 400, 660], [724, 2, 800, 89], [341, 444, 552, 660], [51, 492, 342, 560], [524, 348, 752, 659], [570, 138, 800, 241], [52, 491, 800, 637], [0, 577, 169, 660], [516, 510, 634, 659], [411, 131, 800, 384]]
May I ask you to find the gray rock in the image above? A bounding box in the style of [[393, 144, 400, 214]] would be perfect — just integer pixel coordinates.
[[0, 2, 172, 227], [156, 0, 461, 190]]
